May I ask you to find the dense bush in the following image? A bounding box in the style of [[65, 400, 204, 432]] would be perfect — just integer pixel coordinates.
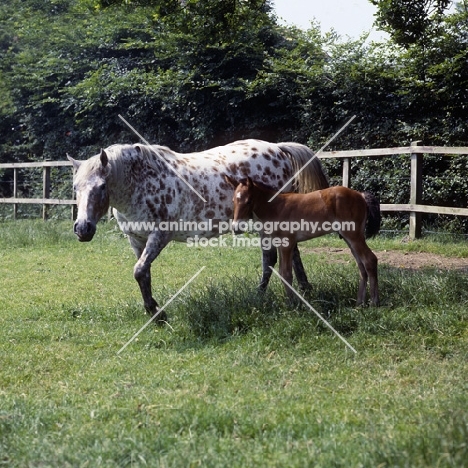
[[0, 0, 467, 230]]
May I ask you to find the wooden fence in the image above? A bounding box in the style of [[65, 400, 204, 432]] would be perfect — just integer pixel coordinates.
[[320, 141, 468, 238], [0, 160, 74, 221], [1, 142, 468, 238]]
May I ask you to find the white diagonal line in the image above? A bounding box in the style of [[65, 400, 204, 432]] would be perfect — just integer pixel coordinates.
[[118, 114, 207, 203], [268, 115, 356, 202], [269, 267, 357, 354], [117, 266, 206, 355]]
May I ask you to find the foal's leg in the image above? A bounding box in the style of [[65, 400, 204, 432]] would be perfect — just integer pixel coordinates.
[[278, 244, 296, 302], [259, 237, 310, 292], [344, 235, 379, 306], [130, 232, 170, 323], [343, 236, 369, 306], [292, 244, 311, 291], [360, 244, 379, 306]]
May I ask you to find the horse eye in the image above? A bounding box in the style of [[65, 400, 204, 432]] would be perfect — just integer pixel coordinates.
[[100, 183, 106, 191]]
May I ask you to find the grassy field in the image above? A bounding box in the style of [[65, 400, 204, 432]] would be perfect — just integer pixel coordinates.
[[0, 220, 467, 467]]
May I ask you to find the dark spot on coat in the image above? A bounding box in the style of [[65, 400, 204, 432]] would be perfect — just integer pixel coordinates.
[[229, 164, 238, 175], [146, 199, 159, 217]]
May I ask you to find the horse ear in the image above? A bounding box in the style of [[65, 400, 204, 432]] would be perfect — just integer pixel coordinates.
[[100, 148, 108, 168], [67, 154, 82, 171], [224, 175, 239, 189], [246, 177, 253, 187]]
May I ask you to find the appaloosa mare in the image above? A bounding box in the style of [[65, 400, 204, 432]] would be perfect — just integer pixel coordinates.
[[68, 140, 329, 321], [226, 176, 380, 306]]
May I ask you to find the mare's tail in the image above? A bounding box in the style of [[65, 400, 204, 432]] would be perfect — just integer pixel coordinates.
[[277, 142, 329, 193], [363, 192, 381, 239]]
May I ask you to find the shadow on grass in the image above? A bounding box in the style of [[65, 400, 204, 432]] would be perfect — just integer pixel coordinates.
[[44, 262, 467, 354], [171, 264, 468, 345]]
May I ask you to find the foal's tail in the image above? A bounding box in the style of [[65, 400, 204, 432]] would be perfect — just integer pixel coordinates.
[[363, 192, 381, 239], [277, 142, 329, 193]]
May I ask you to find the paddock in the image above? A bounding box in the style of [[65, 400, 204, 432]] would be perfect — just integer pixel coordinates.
[[0, 220, 467, 466]]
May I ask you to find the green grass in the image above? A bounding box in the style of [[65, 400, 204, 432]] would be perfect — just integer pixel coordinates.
[[0, 220, 467, 467]]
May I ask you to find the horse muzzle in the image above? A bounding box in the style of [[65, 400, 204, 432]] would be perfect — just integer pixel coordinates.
[[73, 220, 96, 242], [231, 220, 244, 235]]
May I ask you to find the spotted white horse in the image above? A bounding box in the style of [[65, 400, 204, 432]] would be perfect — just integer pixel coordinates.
[[68, 139, 329, 322]]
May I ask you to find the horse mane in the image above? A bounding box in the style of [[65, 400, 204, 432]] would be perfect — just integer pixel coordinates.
[[134, 144, 178, 163], [277, 142, 329, 192], [101, 143, 178, 185], [248, 179, 276, 194]]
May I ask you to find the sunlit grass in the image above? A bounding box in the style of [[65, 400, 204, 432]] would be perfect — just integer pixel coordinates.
[[0, 221, 467, 467]]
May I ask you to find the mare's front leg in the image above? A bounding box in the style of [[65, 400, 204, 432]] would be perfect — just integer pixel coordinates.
[[129, 232, 170, 324]]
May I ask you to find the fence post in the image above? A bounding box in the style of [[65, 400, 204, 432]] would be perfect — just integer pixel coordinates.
[[13, 168, 18, 220], [71, 165, 77, 221], [409, 141, 423, 239], [43, 166, 51, 221], [342, 157, 350, 187]]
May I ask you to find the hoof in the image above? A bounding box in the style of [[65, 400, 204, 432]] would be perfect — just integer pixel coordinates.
[[144, 298, 167, 325], [153, 309, 168, 326], [298, 282, 312, 293]]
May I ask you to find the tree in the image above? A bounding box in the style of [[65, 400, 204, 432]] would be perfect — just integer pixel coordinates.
[[370, 0, 451, 47]]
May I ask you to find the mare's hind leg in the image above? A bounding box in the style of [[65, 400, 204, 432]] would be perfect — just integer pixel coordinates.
[[259, 245, 277, 291], [129, 233, 169, 324]]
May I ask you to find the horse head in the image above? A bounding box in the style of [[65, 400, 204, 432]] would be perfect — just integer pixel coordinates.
[[225, 175, 255, 234], [68, 149, 111, 242]]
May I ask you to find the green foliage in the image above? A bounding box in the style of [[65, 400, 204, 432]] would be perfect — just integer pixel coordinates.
[[1, 0, 468, 231], [370, 0, 451, 47]]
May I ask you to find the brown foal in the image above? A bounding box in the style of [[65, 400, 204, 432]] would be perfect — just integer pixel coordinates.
[[226, 176, 380, 306]]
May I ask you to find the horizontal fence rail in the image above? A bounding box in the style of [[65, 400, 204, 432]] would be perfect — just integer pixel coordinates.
[[320, 141, 468, 238], [1, 142, 468, 237], [0, 161, 74, 220]]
